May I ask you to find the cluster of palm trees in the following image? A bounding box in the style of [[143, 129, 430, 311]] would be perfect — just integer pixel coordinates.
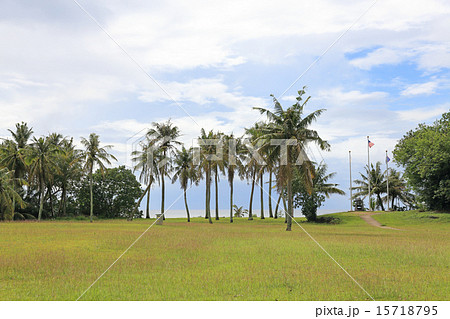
[[132, 89, 330, 230], [0, 123, 116, 221], [352, 162, 414, 211], [1, 89, 334, 230]]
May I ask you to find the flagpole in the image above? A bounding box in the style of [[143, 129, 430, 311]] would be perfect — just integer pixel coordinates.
[[386, 150, 389, 211], [349, 150, 352, 211], [367, 136, 371, 211]]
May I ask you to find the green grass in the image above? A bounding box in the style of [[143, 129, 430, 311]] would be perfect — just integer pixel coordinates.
[[0, 211, 448, 300]]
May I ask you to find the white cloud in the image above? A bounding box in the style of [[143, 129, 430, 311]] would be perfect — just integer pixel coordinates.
[[316, 88, 388, 106], [401, 81, 439, 96], [395, 105, 449, 122]]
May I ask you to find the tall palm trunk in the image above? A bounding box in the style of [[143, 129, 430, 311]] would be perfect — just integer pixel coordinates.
[[206, 165, 212, 224], [268, 170, 273, 218], [145, 182, 151, 218], [248, 170, 255, 220], [62, 186, 67, 216], [183, 188, 190, 222], [38, 182, 45, 221], [89, 170, 94, 223], [229, 174, 234, 223], [282, 192, 288, 223], [161, 168, 165, 220], [260, 170, 265, 219], [274, 192, 281, 219], [215, 168, 219, 220], [286, 174, 293, 231]]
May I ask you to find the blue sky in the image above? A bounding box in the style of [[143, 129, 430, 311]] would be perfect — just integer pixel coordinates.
[[1, 0, 449, 214]]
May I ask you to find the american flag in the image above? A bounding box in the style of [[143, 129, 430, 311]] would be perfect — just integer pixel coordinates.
[[368, 140, 374, 148]]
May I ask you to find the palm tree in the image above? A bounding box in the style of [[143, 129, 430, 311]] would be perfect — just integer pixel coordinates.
[[8, 122, 33, 150], [131, 140, 160, 218], [198, 129, 215, 224], [172, 147, 198, 222], [0, 168, 26, 220], [146, 121, 181, 218], [80, 133, 117, 222], [26, 137, 61, 221], [255, 88, 330, 230], [353, 161, 387, 211], [212, 131, 225, 220], [224, 134, 245, 223], [384, 169, 414, 209], [244, 122, 266, 220], [0, 122, 33, 216], [54, 138, 82, 216]]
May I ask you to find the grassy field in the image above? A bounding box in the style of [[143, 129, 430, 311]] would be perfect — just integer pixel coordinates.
[[0, 211, 449, 301]]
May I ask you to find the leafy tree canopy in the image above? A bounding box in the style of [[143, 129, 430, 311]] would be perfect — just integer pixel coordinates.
[[393, 112, 450, 210], [76, 166, 143, 218]]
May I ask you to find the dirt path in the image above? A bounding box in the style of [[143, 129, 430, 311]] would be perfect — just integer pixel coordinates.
[[357, 212, 402, 230]]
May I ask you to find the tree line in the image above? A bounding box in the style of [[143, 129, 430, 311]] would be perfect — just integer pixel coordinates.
[[1, 89, 344, 230]]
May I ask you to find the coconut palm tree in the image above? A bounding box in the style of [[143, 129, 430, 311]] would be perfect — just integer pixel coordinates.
[[224, 134, 245, 223], [54, 138, 82, 216], [0, 122, 33, 216], [212, 131, 225, 220], [26, 137, 61, 221], [254, 88, 330, 230], [131, 140, 160, 218], [244, 122, 266, 220], [352, 161, 387, 211], [146, 121, 181, 218], [384, 169, 414, 209], [197, 129, 216, 224], [172, 147, 198, 222], [0, 168, 26, 220], [80, 133, 117, 222]]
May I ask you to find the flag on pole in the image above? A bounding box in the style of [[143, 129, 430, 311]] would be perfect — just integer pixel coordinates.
[[386, 155, 390, 163], [368, 140, 374, 148]]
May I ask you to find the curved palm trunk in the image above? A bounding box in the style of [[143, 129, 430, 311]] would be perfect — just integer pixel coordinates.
[[215, 169, 219, 220], [377, 193, 385, 211], [183, 188, 190, 222], [132, 182, 152, 218], [248, 170, 255, 220], [260, 170, 264, 219], [268, 170, 273, 218], [89, 170, 94, 223], [274, 192, 281, 219], [145, 182, 151, 218]]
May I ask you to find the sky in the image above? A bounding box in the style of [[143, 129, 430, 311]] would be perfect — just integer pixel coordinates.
[[1, 0, 449, 215]]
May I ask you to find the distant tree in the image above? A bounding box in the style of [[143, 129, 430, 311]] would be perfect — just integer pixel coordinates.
[[394, 112, 450, 211], [352, 162, 387, 211], [80, 133, 117, 222], [232, 205, 248, 217], [293, 164, 345, 221], [76, 166, 142, 218]]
